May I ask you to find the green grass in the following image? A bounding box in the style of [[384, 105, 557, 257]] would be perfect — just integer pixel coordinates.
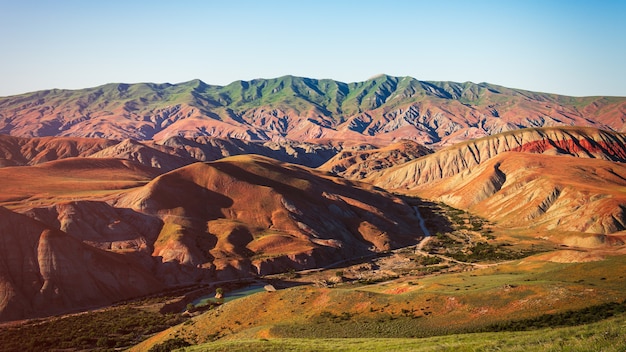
[[483, 300, 626, 332], [179, 311, 626, 351]]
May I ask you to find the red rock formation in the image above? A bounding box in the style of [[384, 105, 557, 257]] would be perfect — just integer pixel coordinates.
[[0, 207, 163, 321]]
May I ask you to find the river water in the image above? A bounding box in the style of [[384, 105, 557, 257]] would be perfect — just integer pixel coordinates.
[[190, 284, 267, 307]]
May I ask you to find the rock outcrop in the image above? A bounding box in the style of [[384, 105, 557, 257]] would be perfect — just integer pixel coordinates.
[[0, 207, 163, 321]]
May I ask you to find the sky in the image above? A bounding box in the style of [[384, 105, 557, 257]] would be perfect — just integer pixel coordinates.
[[1, 0, 625, 97]]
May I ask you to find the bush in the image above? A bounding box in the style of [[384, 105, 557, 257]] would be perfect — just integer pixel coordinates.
[[148, 337, 191, 352], [415, 255, 442, 266]]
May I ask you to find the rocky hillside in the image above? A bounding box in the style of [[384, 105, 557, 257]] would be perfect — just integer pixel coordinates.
[[319, 140, 432, 179], [1, 75, 624, 145], [0, 206, 164, 321], [365, 127, 626, 233], [367, 126, 626, 188], [416, 151, 626, 234]]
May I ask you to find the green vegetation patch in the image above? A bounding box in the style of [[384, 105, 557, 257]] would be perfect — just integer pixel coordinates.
[[183, 312, 626, 351], [148, 337, 191, 352], [449, 241, 535, 262], [482, 299, 626, 332], [270, 314, 443, 339], [0, 307, 185, 352]]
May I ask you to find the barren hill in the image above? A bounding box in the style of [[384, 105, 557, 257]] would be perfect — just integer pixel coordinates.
[[0, 155, 424, 320], [1, 76, 624, 145], [0, 134, 115, 166], [0, 157, 159, 210], [113, 155, 424, 282], [415, 151, 626, 234], [0, 133, 339, 171]]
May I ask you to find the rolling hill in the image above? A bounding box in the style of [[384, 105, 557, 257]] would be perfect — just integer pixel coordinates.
[[0, 155, 425, 320], [111, 155, 424, 282]]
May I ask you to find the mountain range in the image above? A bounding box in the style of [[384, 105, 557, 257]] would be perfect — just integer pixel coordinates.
[[1, 75, 625, 146]]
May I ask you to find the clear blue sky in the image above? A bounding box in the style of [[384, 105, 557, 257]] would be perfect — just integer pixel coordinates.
[[1, 0, 624, 97]]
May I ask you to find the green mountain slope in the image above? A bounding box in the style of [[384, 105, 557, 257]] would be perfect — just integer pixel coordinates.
[[1, 75, 624, 145]]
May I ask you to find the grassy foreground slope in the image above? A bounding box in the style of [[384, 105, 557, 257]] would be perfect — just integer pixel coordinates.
[[181, 312, 626, 352]]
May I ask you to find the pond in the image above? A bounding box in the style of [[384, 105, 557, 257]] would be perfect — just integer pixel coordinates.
[[190, 284, 267, 307]]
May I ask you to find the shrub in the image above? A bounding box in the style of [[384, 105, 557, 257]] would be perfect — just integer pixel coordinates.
[[148, 337, 191, 352]]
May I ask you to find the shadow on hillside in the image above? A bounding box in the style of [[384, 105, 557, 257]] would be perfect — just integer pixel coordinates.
[[397, 195, 455, 235]]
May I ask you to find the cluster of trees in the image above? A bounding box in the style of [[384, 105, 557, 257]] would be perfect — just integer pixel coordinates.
[[148, 338, 190, 352], [0, 307, 184, 351]]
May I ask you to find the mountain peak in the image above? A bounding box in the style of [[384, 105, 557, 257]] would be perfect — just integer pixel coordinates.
[[367, 73, 392, 80]]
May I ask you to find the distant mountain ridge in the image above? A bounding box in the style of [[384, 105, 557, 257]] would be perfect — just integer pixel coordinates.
[[0, 134, 339, 170], [1, 75, 624, 146]]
